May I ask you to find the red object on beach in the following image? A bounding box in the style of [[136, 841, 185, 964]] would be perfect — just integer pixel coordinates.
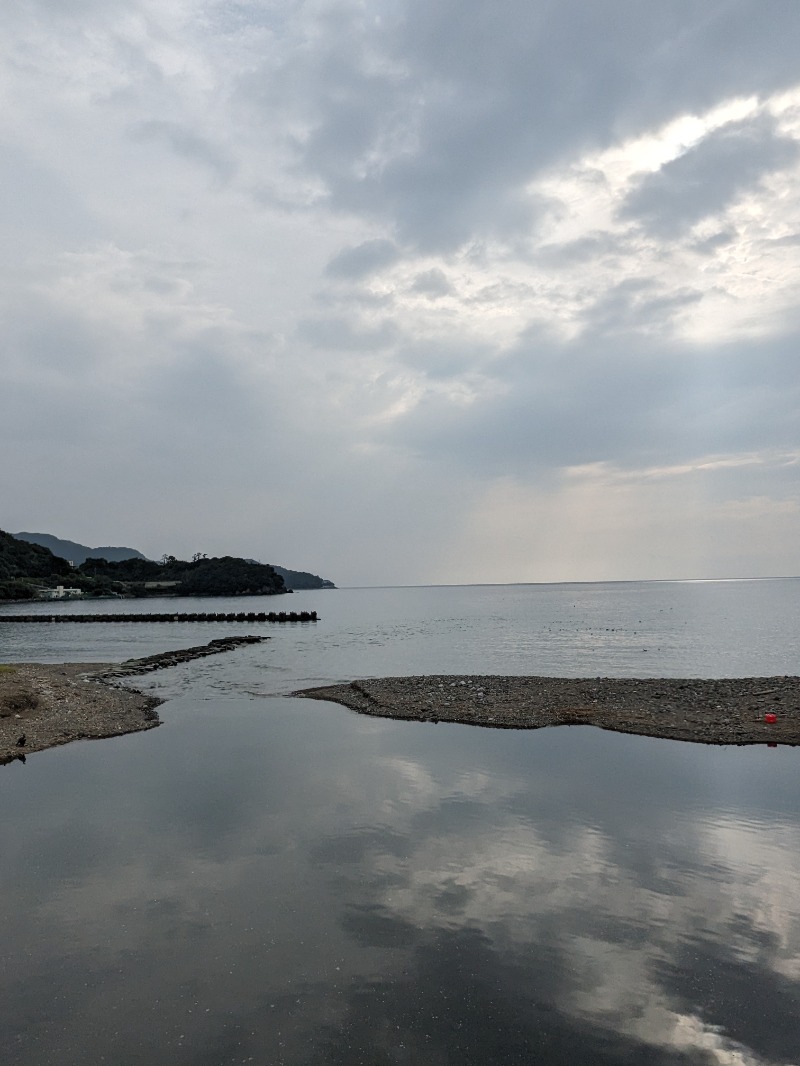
[[765, 712, 778, 724]]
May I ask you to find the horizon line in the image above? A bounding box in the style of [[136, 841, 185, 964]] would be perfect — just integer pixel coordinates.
[[337, 575, 800, 590]]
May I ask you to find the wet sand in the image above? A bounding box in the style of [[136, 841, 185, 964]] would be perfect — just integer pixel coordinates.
[[0, 636, 267, 764], [296, 675, 800, 746]]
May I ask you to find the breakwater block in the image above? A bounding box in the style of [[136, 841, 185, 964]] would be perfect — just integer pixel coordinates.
[[0, 611, 318, 624], [98, 635, 269, 680]]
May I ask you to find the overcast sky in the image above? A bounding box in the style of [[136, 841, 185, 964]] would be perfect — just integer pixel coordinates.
[[2, 0, 799, 585]]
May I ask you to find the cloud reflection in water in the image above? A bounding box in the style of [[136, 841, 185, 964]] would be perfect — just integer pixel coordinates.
[[1, 697, 799, 1065]]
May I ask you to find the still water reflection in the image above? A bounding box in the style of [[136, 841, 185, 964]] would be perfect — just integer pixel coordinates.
[[2, 695, 799, 1065]]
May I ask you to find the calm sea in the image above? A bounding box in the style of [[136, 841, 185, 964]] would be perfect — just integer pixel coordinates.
[[1, 580, 799, 1065]]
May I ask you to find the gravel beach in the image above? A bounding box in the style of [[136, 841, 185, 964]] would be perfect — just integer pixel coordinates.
[[0, 662, 160, 764], [296, 675, 800, 746], [4, 659, 798, 763], [0, 636, 267, 764]]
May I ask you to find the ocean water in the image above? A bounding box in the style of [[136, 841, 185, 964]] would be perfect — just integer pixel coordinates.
[[2, 576, 799, 686], [1, 580, 799, 1065]]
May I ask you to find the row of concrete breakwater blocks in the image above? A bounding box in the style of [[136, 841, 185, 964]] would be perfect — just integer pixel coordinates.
[[1, 611, 318, 624]]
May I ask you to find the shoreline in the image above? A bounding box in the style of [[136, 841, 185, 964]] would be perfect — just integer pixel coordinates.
[[295, 675, 800, 746], [0, 636, 267, 765], [4, 660, 798, 763]]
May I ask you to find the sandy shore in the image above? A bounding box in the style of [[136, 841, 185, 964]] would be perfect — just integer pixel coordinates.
[[295, 675, 800, 746], [0, 636, 267, 765]]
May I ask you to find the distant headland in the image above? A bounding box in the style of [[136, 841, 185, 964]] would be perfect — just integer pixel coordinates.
[[0, 529, 335, 601]]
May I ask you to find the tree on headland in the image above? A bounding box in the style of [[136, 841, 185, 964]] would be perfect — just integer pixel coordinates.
[[173, 556, 285, 596]]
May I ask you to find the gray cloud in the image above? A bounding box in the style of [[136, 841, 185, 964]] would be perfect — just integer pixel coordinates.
[[296, 314, 398, 351], [249, 0, 800, 250], [409, 268, 453, 298], [377, 331, 800, 477], [536, 232, 626, 267], [0, 145, 98, 246], [579, 278, 705, 336], [620, 116, 800, 234], [129, 121, 236, 183], [324, 238, 400, 279], [395, 337, 491, 379], [690, 229, 737, 255], [763, 232, 800, 248]]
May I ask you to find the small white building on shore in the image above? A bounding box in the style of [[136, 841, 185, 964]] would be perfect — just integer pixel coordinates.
[[37, 585, 84, 600]]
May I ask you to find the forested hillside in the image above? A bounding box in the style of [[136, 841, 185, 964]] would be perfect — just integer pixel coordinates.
[[13, 532, 335, 589], [272, 565, 335, 590], [1, 529, 287, 600], [78, 555, 287, 597], [0, 529, 72, 600]]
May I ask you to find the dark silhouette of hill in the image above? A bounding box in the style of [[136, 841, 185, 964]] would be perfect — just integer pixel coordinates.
[[2, 530, 286, 599], [77, 555, 286, 597], [8, 531, 335, 594], [14, 532, 146, 566], [1, 529, 72, 599], [270, 565, 335, 590]]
